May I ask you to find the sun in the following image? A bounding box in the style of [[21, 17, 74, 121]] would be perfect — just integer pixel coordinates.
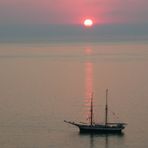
[[83, 19, 93, 27]]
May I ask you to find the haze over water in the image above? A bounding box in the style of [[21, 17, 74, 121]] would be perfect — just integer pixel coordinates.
[[0, 24, 148, 148]]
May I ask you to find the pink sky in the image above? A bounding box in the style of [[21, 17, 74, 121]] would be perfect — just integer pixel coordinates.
[[0, 0, 148, 24]]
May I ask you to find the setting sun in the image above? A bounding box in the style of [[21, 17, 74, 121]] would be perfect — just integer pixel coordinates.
[[84, 19, 93, 27]]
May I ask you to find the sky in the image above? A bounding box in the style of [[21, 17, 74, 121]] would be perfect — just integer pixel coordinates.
[[0, 0, 148, 25], [0, 0, 148, 43]]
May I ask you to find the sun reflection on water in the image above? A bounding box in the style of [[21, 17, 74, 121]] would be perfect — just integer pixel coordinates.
[[84, 47, 94, 123]]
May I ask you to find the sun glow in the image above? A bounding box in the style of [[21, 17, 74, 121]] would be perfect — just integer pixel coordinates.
[[83, 19, 93, 27]]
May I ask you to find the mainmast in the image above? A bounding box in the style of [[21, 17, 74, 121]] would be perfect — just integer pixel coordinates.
[[105, 89, 108, 126]]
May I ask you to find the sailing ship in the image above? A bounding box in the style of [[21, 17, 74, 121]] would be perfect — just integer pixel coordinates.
[[64, 89, 127, 133]]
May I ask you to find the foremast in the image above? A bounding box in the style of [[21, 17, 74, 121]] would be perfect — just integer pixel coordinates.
[[105, 89, 108, 126], [90, 93, 94, 126]]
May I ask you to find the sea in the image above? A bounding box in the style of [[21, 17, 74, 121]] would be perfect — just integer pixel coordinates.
[[0, 25, 148, 148]]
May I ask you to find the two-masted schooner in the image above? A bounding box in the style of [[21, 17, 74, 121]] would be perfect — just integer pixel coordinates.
[[64, 89, 127, 133]]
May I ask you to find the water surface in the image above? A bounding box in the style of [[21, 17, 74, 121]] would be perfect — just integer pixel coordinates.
[[0, 41, 148, 148]]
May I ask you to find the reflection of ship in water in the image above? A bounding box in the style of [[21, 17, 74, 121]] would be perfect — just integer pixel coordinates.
[[64, 47, 127, 133], [79, 133, 124, 148]]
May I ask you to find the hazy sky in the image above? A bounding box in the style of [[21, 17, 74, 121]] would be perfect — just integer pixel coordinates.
[[0, 0, 148, 24]]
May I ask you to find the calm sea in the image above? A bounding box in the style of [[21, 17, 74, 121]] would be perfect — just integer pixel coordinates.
[[0, 41, 148, 148]]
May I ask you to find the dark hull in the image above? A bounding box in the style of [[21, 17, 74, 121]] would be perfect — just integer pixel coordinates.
[[79, 126, 123, 134]]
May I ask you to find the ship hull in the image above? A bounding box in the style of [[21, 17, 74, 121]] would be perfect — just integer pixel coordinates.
[[78, 125, 123, 134]]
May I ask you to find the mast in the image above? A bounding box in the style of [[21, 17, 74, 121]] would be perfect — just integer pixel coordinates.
[[90, 93, 94, 126], [105, 89, 108, 126]]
